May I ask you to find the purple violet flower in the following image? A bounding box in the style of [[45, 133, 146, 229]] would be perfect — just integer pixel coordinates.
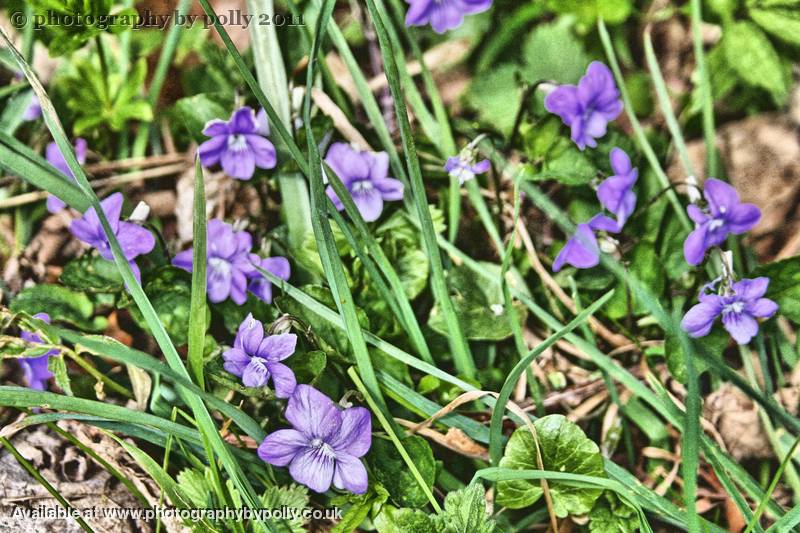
[[19, 313, 56, 391], [23, 94, 42, 121], [258, 384, 372, 494], [248, 256, 290, 304], [597, 147, 637, 228], [683, 179, 761, 266], [324, 143, 404, 222], [552, 214, 619, 272], [223, 314, 297, 396], [172, 219, 290, 305], [445, 154, 490, 185], [544, 61, 623, 150], [198, 106, 277, 181], [45, 138, 88, 213], [681, 277, 778, 345], [405, 0, 493, 33], [69, 193, 155, 281]]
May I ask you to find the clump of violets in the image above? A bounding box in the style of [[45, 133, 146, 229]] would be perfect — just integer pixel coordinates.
[[405, 0, 492, 33], [198, 106, 277, 180], [258, 384, 371, 494], [223, 314, 297, 397], [553, 214, 619, 272], [45, 138, 88, 213], [545, 61, 623, 150], [69, 193, 155, 281], [445, 147, 490, 185], [324, 143, 404, 222], [597, 147, 638, 227], [683, 178, 761, 266], [18, 313, 56, 390], [681, 278, 778, 345], [172, 219, 290, 305]]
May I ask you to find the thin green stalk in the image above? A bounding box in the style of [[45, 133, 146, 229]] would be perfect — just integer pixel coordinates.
[[187, 158, 207, 387], [348, 367, 442, 513], [363, 0, 475, 377], [643, 29, 696, 178], [690, 0, 718, 178]]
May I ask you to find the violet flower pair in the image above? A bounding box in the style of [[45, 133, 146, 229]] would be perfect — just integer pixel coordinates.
[[680, 179, 774, 344], [172, 219, 290, 305], [222, 315, 372, 495]]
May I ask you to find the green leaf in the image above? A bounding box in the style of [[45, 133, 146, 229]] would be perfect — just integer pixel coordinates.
[[374, 505, 435, 533], [665, 328, 725, 383], [176, 468, 211, 507], [431, 484, 495, 533], [588, 491, 639, 533], [126, 266, 210, 346], [464, 63, 521, 136], [10, 285, 105, 332], [332, 483, 389, 533], [545, 0, 633, 25], [260, 484, 310, 533], [496, 415, 605, 516], [285, 350, 327, 385], [752, 255, 800, 323], [48, 353, 72, 396], [536, 138, 597, 185], [521, 21, 589, 84], [428, 263, 528, 341], [171, 93, 230, 142], [749, 7, 800, 45], [722, 21, 788, 102], [213, 295, 278, 335], [367, 435, 436, 508], [60, 254, 124, 293]]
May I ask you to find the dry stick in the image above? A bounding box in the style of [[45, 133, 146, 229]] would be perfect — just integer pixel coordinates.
[[83, 153, 187, 174], [0, 163, 189, 209], [514, 216, 630, 348], [307, 87, 373, 150]]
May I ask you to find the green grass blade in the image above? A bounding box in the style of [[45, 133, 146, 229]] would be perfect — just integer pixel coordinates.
[[643, 29, 696, 178], [363, 0, 475, 377], [188, 158, 207, 387], [302, 0, 392, 420], [690, 0, 718, 178], [348, 367, 442, 513], [248, 0, 314, 257]]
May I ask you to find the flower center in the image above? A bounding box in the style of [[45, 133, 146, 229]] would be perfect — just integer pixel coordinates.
[[351, 180, 374, 193], [708, 218, 725, 231], [227, 134, 248, 151], [208, 257, 232, 280], [309, 438, 335, 458], [723, 301, 744, 314]]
